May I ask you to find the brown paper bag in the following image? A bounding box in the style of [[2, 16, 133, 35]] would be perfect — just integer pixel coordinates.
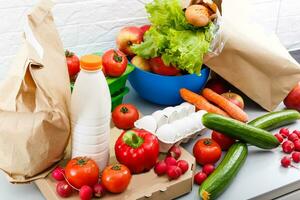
[[189, 0, 300, 111], [0, 0, 71, 183]]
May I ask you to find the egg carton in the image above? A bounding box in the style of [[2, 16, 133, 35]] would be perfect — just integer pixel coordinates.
[[135, 103, 207, 152]]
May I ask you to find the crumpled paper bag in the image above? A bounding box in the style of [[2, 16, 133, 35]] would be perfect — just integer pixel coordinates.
[[0, 0, 71, 183], [189, 0, 300, 111]]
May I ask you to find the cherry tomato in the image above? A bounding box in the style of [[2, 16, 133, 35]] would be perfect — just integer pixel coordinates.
[[193, 138, 222, 165], [112, 104, 139, 130], [211, 131, 236, 151], [65, 157, 99, 189], [102, 49, 128, 77], [149, 57, 180, 76], [65, 50, 80, 80], [101, 164, 132, 193]]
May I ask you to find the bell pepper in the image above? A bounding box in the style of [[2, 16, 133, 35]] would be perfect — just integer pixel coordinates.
[[115, 129, 159, 174]]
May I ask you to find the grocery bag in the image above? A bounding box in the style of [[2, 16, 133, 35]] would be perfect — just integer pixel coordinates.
[[0, 0, 71, 183], [196, 0, 300, 111]]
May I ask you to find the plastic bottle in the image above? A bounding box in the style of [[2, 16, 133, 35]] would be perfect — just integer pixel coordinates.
[[71, 54, 111, 171]]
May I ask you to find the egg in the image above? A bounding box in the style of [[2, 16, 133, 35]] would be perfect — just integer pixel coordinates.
[[134, 115, 157, 133], [163, 107, 179, 123], [152, 110, 168, 128], [156, 124, 177, 143]]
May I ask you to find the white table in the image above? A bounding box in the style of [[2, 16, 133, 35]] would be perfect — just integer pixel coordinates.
[[0, 83, 300, 200]]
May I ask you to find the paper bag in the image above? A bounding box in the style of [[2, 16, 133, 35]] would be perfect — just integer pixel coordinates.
[[200, 0, 300, 111], [0, 0, 71, 183]]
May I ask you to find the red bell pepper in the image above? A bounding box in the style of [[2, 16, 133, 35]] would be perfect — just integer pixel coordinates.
[[114, 129, 159, 174]]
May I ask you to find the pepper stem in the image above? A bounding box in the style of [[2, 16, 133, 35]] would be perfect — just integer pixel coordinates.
[[123, 131, 144, 149]]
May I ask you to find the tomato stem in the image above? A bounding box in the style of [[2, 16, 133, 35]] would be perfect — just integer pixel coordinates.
[[113, 51, 123, 63], [65, 50, 74, 57], [111, 164, 121, 171], [204, 139, 212, 146], [76, 157, 88, 166], [120, 106, 129, 114]]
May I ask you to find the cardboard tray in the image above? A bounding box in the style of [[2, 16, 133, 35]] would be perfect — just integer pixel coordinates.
[[35, 125, 196, 200]]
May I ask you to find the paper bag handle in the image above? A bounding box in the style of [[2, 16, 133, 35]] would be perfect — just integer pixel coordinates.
[[28, 0, 54, 25]]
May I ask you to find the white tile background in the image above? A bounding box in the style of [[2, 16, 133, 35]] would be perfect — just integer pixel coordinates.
[[0, 0, 299, 79]]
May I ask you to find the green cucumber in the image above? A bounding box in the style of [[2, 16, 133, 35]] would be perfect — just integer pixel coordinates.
[[248, 110, 300, 131], [199, 143, 248, 200], [202, 113, 280, 149]]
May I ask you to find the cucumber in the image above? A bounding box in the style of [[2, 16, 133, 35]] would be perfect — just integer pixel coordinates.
[[202, 113, 280, 149], [248, 110, 300, 131], [199, 143, 248, 200]]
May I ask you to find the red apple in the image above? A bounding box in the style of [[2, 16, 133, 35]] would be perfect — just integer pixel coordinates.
[[206, 78, 229, 95], [221, 92, 245, 109], [140, 25, 151, 36], [284, 82, 300, 111], [116, 26, 143, 56], [131, 56, 151, 71], [149, 57, 180, 76]]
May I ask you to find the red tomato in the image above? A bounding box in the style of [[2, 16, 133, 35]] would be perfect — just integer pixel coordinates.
[[65, 50, 80, 79], [112, 104, 139, 130], [102, 49, 128, 77], [65, 157, 99, 189], [211, 131, 236, 151], [101, 164, 131, 193], [149, 57, 180, 76], [193, 138, 222, 165]]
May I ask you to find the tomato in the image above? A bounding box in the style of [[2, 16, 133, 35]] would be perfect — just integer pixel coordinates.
[[193, 138, 222, 165], [149, 57, 180, 76], [112, 104, 139, 130], [65, 157, 99, 189], [65, 50, 80, 80], [211, 131, 236, 151], [102, 49, 128, 77], [101, 164, 131, 193]]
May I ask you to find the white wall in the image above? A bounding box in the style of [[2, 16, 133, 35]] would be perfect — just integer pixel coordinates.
[[0, 0, 299, 79]]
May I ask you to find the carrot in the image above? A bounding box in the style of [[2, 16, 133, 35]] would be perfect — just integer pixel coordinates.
[[202, 88, 249, 122], [180, 88, 229, 117]]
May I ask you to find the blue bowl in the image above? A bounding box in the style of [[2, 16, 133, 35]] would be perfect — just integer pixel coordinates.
[[128, 66, 210, 106]]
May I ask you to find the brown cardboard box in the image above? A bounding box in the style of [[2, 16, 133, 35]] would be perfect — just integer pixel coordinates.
[[35, 126, 196, 200]]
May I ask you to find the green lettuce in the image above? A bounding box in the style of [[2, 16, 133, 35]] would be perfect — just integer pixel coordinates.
[[132, 0, 215, 75]]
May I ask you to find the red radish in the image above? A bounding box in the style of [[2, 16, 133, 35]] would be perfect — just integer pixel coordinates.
[[56, 181, 73, 198], [292, 152, 300, 163], [280, 128, 290, 138], [165, 157, 177, 166], [288, 133, 299, 142], [294, 140, 300, 151], [281, 156, 291, 168], [168, 146, 182, 160], [194, 172, 207, 185], [93, 183, 106, 198], [177, 160, 189, 174], [166, 166, 182, 180], [202, 164, 215, 175], [274, 134, 284, 143], [282, 140, 295, 154], [154, 161, 168, 176], [52, 166, 65, 181], [293, 130, 300, 138], [80, 185, 93, 200]]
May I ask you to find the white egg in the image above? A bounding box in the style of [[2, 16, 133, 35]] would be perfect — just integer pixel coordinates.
[[174, 105, 188, 119], [181, 102, 196, 115], [134, 116, 157, 133], [152, 110, 168, 128], [172, 119, 189, 139], [156, 124, 177, 143], [163, 107, 179, 123]]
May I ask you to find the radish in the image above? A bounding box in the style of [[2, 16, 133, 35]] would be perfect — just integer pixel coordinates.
[[288, 133, 299, 142], [80, 185, 93, 200], [282, 140, 295, 154], [177, 160, 189, 174], [202, 164, 215, 175], [52, 166, 65, 181], [165, 157, 177, 166], [194, 172, 207, 185], [93, 183, 106, 198], [166, 166, 182, 180], [168, 146, 181, 160], [293, 130, 300, 138], [294, 140, 300, 151], [56, 181, 73, 198], [280, 128, 290, 138], [274, 134, 284, 143], [154, 161, 168, 176], [281, 156, 291, 168], [292, 152, 300, 163]]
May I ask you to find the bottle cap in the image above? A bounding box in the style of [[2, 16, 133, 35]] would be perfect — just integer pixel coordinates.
[[80, 55, 102, 71]]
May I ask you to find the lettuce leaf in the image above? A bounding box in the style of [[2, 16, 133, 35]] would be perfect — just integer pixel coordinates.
[[132, 0, 215, 75]]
